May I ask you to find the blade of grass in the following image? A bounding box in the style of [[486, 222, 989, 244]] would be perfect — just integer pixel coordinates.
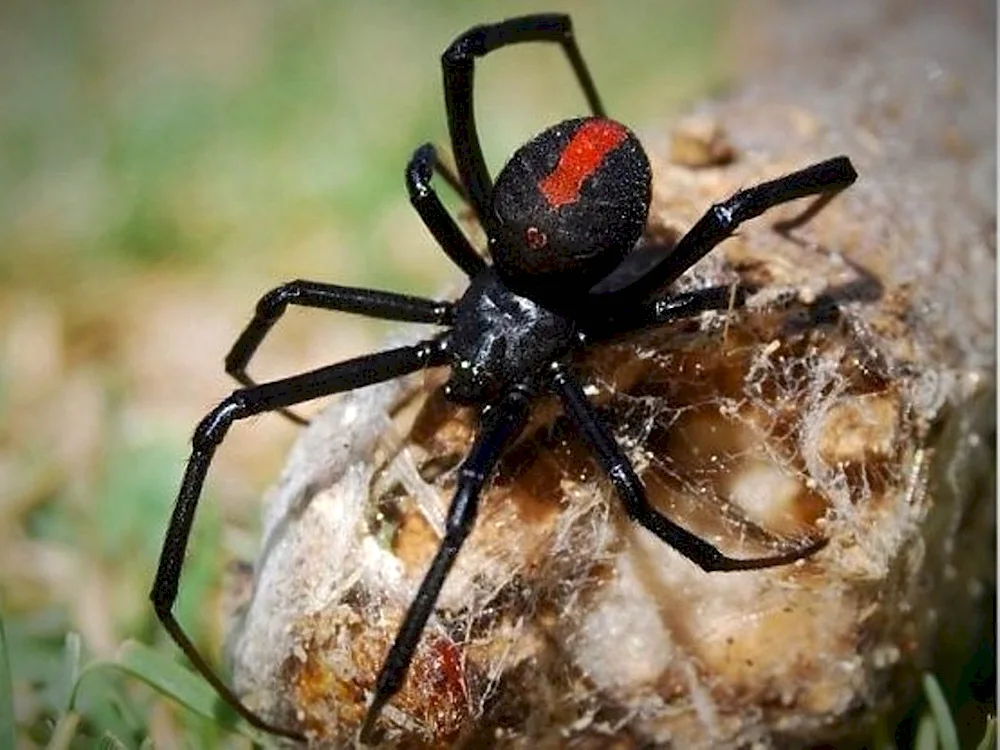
[[98, 732, 128, 750], [45, 632, 86, 750], [101, 679, 146, 738], [922, 673, 959, 750], [59, 632, 82, 711], [44, 712, 81, 750], [0, 610, 16, 750], [976, 716, 996, 750], [73, 640, 214, 719], [71, 640, 268, 744], [914, 712, 939, 750]]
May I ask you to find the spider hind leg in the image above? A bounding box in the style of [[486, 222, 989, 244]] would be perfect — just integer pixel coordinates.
[[551, 365, 826, 572]]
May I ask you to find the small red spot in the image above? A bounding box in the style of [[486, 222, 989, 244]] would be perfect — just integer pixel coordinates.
[[538, 119, 628, 208], [429, 636, 467, 705], [525, 226, 547, 249]]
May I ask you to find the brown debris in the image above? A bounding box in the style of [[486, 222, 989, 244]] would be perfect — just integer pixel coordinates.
[[669, 114, 737, 168]]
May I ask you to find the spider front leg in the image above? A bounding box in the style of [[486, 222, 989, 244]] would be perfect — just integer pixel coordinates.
[[152, 338, 449, 740], [406, 143, 486, 278], [442, 13, 605, 224], [591, 156, 858, 306], [360, 387, 533, 745], [412, 141, 467, 202], [550, 365, 826, 572], [225, 282, 453, 424]]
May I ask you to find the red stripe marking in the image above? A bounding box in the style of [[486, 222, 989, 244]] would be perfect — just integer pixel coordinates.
[[538, 119, 628, 208]]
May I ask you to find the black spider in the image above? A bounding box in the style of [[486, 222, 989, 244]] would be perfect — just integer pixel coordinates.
[[151, 13, 857, 744]]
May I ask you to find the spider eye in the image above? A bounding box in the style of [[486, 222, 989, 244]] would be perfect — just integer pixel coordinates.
[[490, 117, 651, 306]]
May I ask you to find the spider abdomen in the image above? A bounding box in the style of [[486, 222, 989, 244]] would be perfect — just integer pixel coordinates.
[[444, 269, 576, 404], [489, 116, 652, 306]]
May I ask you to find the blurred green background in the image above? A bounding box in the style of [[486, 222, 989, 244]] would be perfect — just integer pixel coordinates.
[[0, 1, 732, 746], [0, 1, 991, 748]]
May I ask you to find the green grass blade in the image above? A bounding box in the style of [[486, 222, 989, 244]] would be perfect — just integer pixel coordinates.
[[44, 634, 86, 750], [0, 610, 16, 750], [922, 673, 959, 750], [60, 632, 82, 712], [98, 731, 128, 750], [914, 712, 939, 750], [72, 640, 267, 743], [977, 716, 997, 750], [44, 712, 81, 750], [78, 640, 218, 721]]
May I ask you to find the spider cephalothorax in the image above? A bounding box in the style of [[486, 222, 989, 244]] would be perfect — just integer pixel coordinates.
[[445, 268, 576, 404], [151, 12, 857, 745]]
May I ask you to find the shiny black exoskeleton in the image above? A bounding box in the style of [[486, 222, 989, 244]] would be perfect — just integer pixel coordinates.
[[446, 268, 577, 404], [151, 13, 858, 744]]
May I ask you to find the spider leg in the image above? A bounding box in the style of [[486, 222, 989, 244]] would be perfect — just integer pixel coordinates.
[[407, 143, 487, 278], [426, 145, 467, 203], [360, 387, 532, 745], [590, 156, 858, 306], [550, 364, 826, 572], [152, 338, 449, 741], [443, 13, 605, 225], [225, 281, 453, 425], [583, 283, 751, 341]]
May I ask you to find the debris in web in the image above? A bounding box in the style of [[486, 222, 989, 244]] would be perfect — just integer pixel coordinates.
[[226, 2, 995, 746]]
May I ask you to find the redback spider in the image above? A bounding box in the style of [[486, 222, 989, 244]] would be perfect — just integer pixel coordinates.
[[151, 12, 857, 744]]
